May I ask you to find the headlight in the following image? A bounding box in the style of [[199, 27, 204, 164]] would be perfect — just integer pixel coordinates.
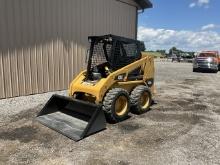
[[207, 58, 213, 62], [146, 78, 154, 87], [115, 73, 126, 81]]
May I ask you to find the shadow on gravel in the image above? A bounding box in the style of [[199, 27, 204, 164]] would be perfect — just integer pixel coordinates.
[[182, 78, 201, 85], [9, 105, 43, 123], [0, 126, 37, 143], [172, 100, 208, 111], [0, 124, 56, 146], [118, 123, 144, 134], [147, 112, 213, 124], [0, 105, 57, 146]]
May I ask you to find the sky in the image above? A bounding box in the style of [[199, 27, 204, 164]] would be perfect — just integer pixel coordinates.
[[137, 0, 220, 52]]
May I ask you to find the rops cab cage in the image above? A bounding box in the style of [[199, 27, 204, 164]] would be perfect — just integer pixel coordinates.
[[86, 34, 142, 80]]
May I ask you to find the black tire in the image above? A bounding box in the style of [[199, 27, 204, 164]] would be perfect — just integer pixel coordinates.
[[102, 88, 130, 123], [130, 85, 152, 114], [193, 68, 197, 72]]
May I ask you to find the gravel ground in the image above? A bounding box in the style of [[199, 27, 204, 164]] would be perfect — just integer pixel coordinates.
[[0, 61, 220, 165]]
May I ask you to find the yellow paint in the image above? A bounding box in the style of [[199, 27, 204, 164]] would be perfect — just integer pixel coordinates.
[[140, 91, 150, 109], [115, 95, 128, 116], [69, 55, 155, 103]]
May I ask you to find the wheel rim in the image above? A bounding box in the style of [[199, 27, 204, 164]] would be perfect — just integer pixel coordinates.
[[140, 91, 150, 109], [115, 96, 128, 116]]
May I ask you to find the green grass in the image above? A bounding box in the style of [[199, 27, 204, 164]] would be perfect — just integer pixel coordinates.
[[142, 51, 166, 58]]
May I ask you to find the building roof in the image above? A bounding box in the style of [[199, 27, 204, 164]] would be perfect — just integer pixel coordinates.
[[88, 34, 141, 44], [134, 0, 153, 9]]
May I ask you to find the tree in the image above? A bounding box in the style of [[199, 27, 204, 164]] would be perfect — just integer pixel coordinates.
[[169, 47, 184, 57], [168, 46, 195, 58], [156, 50, 166, 55], [140, 41, 146, 51], [169, 47, 177, 56]]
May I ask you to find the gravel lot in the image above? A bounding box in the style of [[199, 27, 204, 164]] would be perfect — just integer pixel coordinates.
[[0, 61, 220, 165]]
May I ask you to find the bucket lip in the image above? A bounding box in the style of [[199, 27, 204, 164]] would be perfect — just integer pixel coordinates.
[[36, 116, 83, 141]]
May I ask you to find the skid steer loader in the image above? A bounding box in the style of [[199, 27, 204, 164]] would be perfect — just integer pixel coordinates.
[[37, 34, 155, 141]]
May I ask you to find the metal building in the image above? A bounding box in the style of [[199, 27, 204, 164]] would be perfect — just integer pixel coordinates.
[[0, 0, 152, 99]]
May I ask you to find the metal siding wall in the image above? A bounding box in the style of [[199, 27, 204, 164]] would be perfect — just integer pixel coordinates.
[[0, 0, 137, 99], [0, 1, 4, 98]]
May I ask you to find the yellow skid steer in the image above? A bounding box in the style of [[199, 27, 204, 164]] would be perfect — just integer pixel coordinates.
[[37, 34, 155, 141]]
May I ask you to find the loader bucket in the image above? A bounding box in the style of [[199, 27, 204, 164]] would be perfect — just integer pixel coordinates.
[[36, 94, 106, 141]]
